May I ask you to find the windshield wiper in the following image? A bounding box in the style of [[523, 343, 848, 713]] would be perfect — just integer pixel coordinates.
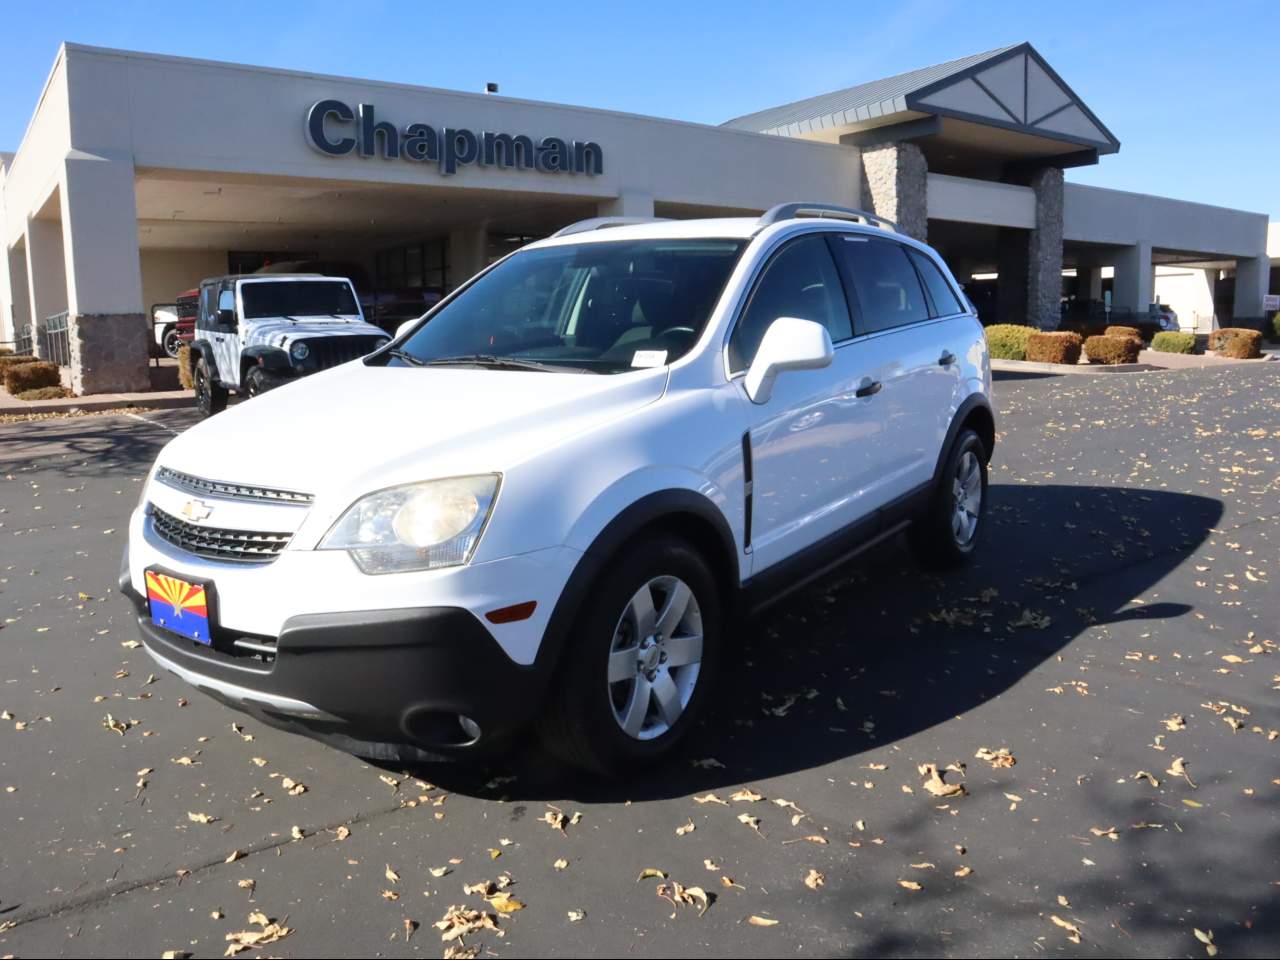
[[384, 348, 426, 367], [423, 354, 593, 374]]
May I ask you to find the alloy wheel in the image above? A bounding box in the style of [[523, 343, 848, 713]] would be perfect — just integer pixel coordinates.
[[951, 450, 982, 546]]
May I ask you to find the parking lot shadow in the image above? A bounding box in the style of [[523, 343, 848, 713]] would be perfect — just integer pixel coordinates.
[[413, 483, 1223, 801]]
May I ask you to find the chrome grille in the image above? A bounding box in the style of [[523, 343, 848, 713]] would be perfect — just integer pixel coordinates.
[[156, 467, 313, 505], [151, 505, 292, 563]]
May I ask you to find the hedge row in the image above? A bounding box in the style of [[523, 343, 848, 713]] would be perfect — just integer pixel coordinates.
[[984, 324, 1036, 361], [15, 385, 71, 401], [3, 360, 60, 394], [1084, 334, 1140, 365], [1208, 327, 1262, 358], [177, 345, 196, 390], [1151, 331, 1196, 354], [1025, 330, 1082, 365], [0, 354, 40, 371]]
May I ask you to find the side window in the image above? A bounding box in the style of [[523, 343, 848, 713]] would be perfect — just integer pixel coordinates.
[[728, 235, 851, 373], [832, 236, 929, 334], [908, 249, 964, 317]]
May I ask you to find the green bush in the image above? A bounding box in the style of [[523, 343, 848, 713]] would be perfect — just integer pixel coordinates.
[[1084, 335, 1140, 365], [15, 385, 71, 401], [3, 360, 61, 394], [1271, 312, 1280, 342], [1151, 331, 1196, 354], [1025, 331, 1082, 365], [1219, 335, 1261, 359], [176, 345, 195, 390], [984, 324, 1037, 361]]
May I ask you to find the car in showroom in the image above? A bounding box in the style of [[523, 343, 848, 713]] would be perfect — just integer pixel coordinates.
[[121, 204, 994, 775], [189, 273, 391, 415]]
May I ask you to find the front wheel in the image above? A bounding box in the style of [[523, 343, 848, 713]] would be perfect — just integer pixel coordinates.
[[909, 428, 988, 569], [162, 327, 182, 359], [193, 357, 228, 418], [542, 535, 721, 776]]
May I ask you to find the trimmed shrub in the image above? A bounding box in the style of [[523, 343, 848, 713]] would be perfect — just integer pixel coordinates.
[[15, 385, 71, 401], [1104, 325, 1142, 342], [0, 347, 12, 356], [1025, 330, 1083, 365], [176, 345, 196, 390], [0, 354, 40, 370], [1271, 312, 1280, 342], [4, 360, 61, 394], [984, 324, 1037, 361], [1219, 335, 1261, 359], [1151, 331, 1196, 354], [1084, 334, 1140, 365], [1208, 327, 1262, 352]]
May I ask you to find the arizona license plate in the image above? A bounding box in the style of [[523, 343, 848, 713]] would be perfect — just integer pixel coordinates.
[[146, 569, 212, 644]]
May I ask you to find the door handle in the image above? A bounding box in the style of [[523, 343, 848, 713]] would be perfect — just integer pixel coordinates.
[[939, 350, 956, 366], [855, 379, 882, 398], [214, 336, 224, 343]]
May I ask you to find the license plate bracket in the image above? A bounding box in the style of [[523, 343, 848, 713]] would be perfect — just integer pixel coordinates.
[[145, 568, 214, 645]]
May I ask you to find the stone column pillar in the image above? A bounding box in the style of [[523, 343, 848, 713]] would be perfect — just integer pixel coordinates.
[[858, 142, 928, 241], [60, 150, 149, 394], [1113, 241, 1153, 315], [1232, 254, 1268, 320], [598, 190, 654, 219], [24, 216, 69, 358], [1026, 166, 1064, 329]]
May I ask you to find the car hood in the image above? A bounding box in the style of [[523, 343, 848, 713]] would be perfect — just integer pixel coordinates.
[[243, 316, 388, 350], [159, 360, 669, 501]]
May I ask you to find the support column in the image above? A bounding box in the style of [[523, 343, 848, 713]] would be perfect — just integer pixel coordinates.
[[1232, 254, 1268, 320], [447, 224, 488, 289], [598, 190, 654, 219], [1026, 167, 1064, 330], [1076, 265, 1102, 301], [995, 228, 1028, 325], [858, 142, 927, 241], [24, 216, 68, 358], [5, 243, 32, 348], [60, 150, 148, 394], [1113, 241, 1153, 315]]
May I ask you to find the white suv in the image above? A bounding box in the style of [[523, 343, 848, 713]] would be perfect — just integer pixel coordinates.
[[121, 204, 994, 775]]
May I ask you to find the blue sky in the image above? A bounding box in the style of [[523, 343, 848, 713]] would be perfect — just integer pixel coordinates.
[[2, 0, 1276, 218]]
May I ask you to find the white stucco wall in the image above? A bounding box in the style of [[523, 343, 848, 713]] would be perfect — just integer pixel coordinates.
[[927, 173, 1036, 229]]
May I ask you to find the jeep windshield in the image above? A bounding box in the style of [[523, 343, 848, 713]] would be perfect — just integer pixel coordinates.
[[385, 238, 747, 374], [241, 280, 360, 319]]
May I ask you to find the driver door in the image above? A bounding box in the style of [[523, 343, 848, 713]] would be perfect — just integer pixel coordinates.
[[211, 285, 243, 387]]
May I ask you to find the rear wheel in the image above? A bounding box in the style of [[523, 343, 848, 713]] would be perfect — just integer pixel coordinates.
[[909, 428, 987, 569], [162, 327, 182, 359], [542, 535, 721, 776], [194, 356, 228, 418]]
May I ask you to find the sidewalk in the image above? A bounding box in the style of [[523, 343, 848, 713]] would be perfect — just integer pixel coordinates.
[[993, 347, 1278, 376], [0, 386, 192, 415]]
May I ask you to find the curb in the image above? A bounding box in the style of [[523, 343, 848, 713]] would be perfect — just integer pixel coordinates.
[[0, 392, 192, 415]]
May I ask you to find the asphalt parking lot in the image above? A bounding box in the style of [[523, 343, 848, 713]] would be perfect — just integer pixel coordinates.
[[1, 364, 1277, 958]]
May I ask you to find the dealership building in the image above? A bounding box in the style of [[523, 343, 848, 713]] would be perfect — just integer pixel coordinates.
[[0, 41, 1274, 394]]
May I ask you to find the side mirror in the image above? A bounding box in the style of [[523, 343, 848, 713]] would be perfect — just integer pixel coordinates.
[[395, 318, 419, 340], [743, 317, 834, 404], [217, 309, 237, 330]]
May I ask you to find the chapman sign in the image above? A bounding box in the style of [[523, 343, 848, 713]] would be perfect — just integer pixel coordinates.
[[306, 99, 604, 176]]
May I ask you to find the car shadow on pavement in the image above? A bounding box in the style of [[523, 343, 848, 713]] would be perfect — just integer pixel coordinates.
[[409, 483, 1223, 802]]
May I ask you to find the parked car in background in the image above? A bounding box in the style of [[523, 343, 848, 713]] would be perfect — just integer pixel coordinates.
[[1148, 302, 1179, 331], [255, 259, 437, 335], [122, 204, 994, 776], [151, 292, 197, 358], [188, 273, 390, 416]]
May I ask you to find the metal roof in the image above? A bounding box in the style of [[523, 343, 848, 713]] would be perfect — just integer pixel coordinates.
[[721, 43, 1119, 153]]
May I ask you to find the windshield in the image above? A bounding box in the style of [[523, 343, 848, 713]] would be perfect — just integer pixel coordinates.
[[241, 281, 360, 319], [389, 238, 746, 373]]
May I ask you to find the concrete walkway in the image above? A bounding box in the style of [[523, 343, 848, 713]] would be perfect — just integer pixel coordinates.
[[0, 386, 192, 415]]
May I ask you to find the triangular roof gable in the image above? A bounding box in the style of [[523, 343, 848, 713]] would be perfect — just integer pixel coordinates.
[[909, 43, 1119, 152]]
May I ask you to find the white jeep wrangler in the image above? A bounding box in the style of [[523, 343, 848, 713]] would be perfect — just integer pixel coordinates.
[[191, 274, 391, 416]]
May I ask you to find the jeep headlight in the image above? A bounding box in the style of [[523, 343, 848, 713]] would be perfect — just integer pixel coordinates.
[[290, 341, 310, 361], [319, 475, 500, 574]]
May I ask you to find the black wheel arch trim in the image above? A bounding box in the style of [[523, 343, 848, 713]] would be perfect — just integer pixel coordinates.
[[242, 344, 294, 375], [933, 393, 995, 487]]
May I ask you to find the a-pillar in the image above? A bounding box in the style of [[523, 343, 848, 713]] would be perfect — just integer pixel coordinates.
[[1233, 254, 1268, 320], [24, 215, 68, 358], [1113, 241, 1153, 315], [598, 190, 654, 219], [858, 142, 927, 240], [61, 150, 149, 394]]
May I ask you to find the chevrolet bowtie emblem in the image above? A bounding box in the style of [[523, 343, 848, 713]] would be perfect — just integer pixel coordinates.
[[181, 499, 213, 522]]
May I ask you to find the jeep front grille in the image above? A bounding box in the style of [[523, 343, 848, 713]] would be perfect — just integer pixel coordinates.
[[156, 467, 313, 505], [302, 335, 389, 372], [151, 505, 292, 563]]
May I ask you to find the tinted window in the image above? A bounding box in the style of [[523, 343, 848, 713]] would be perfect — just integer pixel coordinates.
[[908, 249, 964, 317], [832, 236, 928, 334], [728, 235, 851, 372]]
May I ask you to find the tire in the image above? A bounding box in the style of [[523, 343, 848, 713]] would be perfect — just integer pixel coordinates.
[[194, 356, 228, 418], [909, 428, 988, 569], [541, 535, 722, 776], [162, 327, 182, 359], [243, 366, 273, 399]]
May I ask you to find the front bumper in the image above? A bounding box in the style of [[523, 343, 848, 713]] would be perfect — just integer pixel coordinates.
[[122, 572, 550, 757]]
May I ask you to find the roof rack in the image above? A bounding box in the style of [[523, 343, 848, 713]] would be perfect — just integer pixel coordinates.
[[756, 202, 898, 233], [550, 216, 669, 238]]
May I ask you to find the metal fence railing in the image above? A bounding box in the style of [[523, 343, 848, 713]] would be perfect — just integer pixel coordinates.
[[13, 325, 35, 357], [39, 312, 70, 367]]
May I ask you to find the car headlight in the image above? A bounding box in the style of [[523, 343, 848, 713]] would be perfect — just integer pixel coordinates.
[[291, 341, 310, 361], [319, 474, 500, 574]]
